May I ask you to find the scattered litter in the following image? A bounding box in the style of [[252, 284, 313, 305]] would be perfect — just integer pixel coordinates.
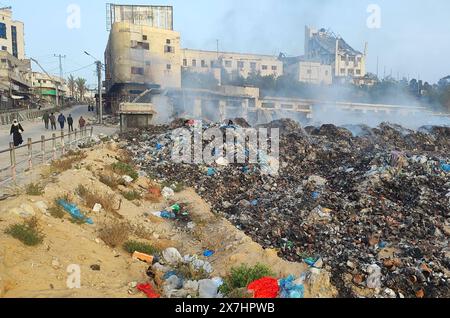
[[162, 248, 183, 265], [203, 250, 215, 257], [279, 275, 304, 298], [137, 283, 160, 298], [162, 187, 175, 199], [247, 277, 279, 298], [57, 199, 93, 224], [92, 203, 102, 213], [122, 175, 134, 184], [132, 251, 154, 264]]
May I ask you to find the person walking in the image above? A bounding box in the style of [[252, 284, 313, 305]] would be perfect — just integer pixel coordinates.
[[10, 120, 24, 147], [57, 113, 66, 130], [50, 113, 57, 130], [79, 116, 86, 129], [42, 111, 50, 129], [67, 114, 74, 132]]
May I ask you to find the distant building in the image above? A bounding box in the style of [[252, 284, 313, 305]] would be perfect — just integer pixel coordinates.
[[29, 72, 67, 105], [305, 26, 367, 83], [283, 56, 332, 85], [181, 49, 283, 83]]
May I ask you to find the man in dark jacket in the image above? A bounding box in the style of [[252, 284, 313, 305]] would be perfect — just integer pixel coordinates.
[[50, 113, 57, 130], [42, 111, 50, 129], [67, 114, 74, 132], [10, 120, 24, 147], [58, 113, 66, 130]]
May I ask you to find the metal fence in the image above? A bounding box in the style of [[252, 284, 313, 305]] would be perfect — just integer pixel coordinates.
[[0, 126, 94, 185]]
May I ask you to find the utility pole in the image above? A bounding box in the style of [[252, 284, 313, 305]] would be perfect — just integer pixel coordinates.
[[96, 61, 103, 125], [54, 54, 66, 108], [84, 51, 103, 125]]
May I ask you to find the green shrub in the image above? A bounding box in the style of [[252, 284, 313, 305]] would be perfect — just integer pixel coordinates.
[[111, 162, 138, 181], [123, 240, 159, 255], [219, 264, 275, 296], [5, 217, 44, 246], [25, 183, 44, 196], [122, 190, 142, 201]]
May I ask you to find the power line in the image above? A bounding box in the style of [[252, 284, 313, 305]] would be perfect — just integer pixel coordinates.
[[64, 63, 96, 75]]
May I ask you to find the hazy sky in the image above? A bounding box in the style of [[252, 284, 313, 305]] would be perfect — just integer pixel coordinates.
[[6, 0, 450, 87]]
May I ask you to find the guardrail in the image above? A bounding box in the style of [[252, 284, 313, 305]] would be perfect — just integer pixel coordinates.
[[0, 108, 59, 126], [0, 126, 94, 185]]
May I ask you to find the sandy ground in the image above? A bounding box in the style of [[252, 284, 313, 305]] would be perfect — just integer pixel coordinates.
[[0, 141, 337, 298]]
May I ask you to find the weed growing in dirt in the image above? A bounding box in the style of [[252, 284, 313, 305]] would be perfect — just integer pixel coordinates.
[[5, 217, 44, 246], [111, 162, 138, 181], [99, 172, 124, 190], [98, 220, 131, 248], [25, 183, 45, 196], [122, 190, 142, 201], [76, 185, 118, 216], [123, 240, 159, 255], [219, 264, 275, 296], [51, 150, 87, 173], [48, 203, 65, 219]]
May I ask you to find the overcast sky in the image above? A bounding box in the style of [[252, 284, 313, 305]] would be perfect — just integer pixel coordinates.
[[7, 0, 450, 87]]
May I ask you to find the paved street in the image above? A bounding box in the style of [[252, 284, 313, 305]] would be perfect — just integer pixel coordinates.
[[0, 105, 119, 185]]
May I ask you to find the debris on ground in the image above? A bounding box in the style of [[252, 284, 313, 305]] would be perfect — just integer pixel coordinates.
[[121, 119, 450, 298]]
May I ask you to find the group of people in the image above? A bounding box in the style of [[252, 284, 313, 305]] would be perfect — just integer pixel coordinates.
[[10, 111, 88, 147], [41, 111, 86, 132]]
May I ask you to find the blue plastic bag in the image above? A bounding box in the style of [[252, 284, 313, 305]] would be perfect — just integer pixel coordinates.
[[57, 199, 93, 224], [203, 250, 215, 257], [441, 162, 450, 172], [279, 275, 304, 299], [207, 168, 216, 176], [160, 210, 176, 219]]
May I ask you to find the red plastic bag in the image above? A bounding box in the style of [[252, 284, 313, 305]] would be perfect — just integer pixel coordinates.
[[247, 277, 280, 298], [137, 283, 160, 298]]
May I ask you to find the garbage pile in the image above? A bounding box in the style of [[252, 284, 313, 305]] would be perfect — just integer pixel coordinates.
[[121, 119, 450, 298], [135, 246, 307, 299]]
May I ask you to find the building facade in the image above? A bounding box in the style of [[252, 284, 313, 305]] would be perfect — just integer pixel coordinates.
[[283, 56, 332, 85], [305, 26, 367, 82], [0, 8, 25, 60], [29, 72, 67, 106], [181, 49, 283, 83]]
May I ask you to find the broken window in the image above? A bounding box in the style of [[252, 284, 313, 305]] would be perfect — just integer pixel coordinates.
[[262, 65, 268, 70], [143, 35, 147, 41], [340, 68, 346, 74], [201, 60, 207, 68], [166, 39, 171, 44], [166, 64, 171, 70], [131, 67, 144, 75], [164, 45, 175, 53], [356, 69, 361, 75], [131, 41, 149, 50], [1, 46, 7, 51], [272, 65, 277, 71]]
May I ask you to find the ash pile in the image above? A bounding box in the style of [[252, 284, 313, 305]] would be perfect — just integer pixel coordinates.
[[121, 118, 450, 298]]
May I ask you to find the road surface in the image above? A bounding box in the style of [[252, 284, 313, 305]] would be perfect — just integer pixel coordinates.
[[0, 105, 119, 185]]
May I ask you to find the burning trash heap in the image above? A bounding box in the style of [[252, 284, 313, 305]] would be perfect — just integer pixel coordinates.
[[121, 118, 450, 298]]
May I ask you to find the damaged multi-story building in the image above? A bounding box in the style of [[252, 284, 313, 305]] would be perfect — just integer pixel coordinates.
[[304, 26, 367, 83], [105, 4, 425, 128], [0, 7, 32, 109]]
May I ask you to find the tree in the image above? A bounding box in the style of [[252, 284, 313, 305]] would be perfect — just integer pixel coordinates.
[[75, 77, 87, 101], [67, 75, 76, 99]]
